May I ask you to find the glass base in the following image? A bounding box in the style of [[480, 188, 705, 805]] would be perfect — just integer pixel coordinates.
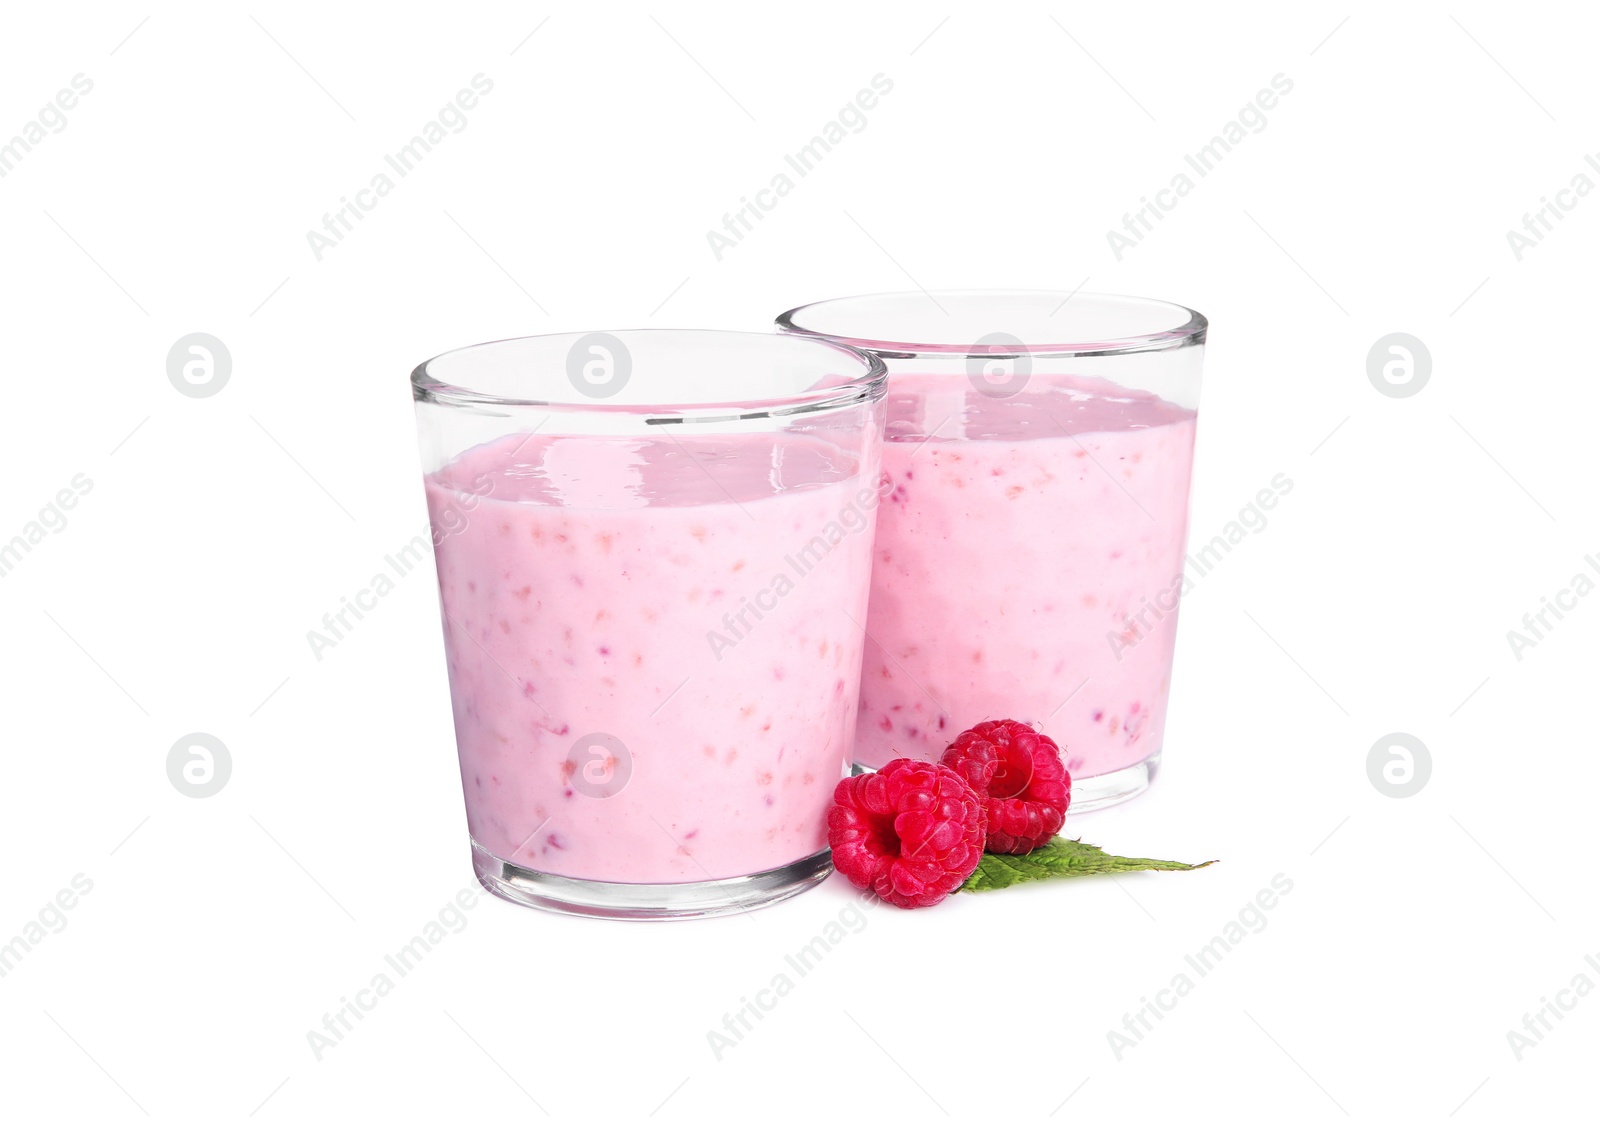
[[1068, 751, 1160, 812], [849, 750, 1160, 813], [470, 841, 834, 921]]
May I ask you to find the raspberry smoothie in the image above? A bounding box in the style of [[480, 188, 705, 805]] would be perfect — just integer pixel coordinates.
[[425, 430, 876, 884], [856, 372, 1197, 783]]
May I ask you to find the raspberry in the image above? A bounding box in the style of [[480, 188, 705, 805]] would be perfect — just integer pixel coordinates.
[[941, 719, 1070, 854], [827, 758, 987, 908]]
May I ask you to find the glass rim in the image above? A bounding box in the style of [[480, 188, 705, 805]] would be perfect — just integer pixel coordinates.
[[411, 328, 888, 423], [776, 289, 1208, 359]]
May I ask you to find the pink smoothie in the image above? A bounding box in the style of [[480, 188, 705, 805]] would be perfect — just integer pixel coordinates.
[[425, 430, 875, 883], [856, 373, 1197, 781]]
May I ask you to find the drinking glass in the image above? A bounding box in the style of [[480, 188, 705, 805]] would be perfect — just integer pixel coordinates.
[[778, 292, 1206, 810], [412, 330, 887, 916]]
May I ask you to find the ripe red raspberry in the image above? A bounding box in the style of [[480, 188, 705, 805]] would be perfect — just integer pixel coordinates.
[[828, 758, 986, 908], [941, 719, 1070, 854]]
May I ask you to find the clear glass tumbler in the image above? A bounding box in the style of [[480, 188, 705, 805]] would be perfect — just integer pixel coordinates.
[[778, 292, 1206, 811], [411, 330, 887, 917]]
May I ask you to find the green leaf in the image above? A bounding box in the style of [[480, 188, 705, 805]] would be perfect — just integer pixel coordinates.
[[960, 837, 1216, 893]]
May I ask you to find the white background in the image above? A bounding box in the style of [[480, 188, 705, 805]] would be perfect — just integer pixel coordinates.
[[1, 1, 1594, 1127]]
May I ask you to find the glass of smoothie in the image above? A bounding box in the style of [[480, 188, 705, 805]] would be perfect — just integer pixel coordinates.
[[777, 292, 1206, 811], [411, 330, 887, 917]]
